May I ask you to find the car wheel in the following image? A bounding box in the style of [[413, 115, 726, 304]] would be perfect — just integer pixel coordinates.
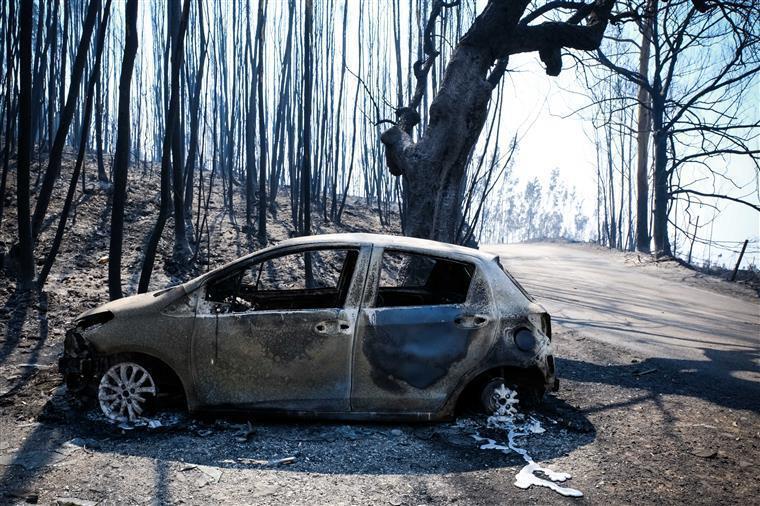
[[480, 377, 544, 413], [97, 361, 157, 423], [481, 377, 517, 414]]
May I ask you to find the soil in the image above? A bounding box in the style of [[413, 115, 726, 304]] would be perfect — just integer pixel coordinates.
[[0, 156, 758, 504]]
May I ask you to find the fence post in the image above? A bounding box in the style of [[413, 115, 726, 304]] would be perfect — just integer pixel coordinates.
[[730, 239, 749, 282]]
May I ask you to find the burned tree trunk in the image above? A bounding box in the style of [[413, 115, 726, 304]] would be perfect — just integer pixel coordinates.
[[168, 0, 191, 261], [39, 0, 112, 289], [30, 0, 101, 239], [108, 0, 138, 301], [301, 0, 314, 240], [381, 0, 616, 243], [635, 0, 656, 253], [14, 0, 35, 289]]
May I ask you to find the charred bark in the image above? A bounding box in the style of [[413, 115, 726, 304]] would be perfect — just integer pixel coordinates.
[[108, 0, 138, 301], [381, 0, 616, 243]]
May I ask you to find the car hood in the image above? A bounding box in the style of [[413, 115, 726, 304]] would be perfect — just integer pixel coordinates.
[[76, 285, 187, 321]]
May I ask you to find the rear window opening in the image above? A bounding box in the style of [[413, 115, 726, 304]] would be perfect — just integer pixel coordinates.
[[376, 250, 475, 307], [494, 258, 534, 301]]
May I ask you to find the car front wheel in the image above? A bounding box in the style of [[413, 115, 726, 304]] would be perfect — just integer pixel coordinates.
[[97, 361, 157, 423]]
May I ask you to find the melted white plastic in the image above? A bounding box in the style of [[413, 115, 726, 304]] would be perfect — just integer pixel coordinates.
[[471, 386, 583, 498]]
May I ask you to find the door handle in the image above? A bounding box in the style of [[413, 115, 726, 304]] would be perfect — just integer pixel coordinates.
[[454, 314, 490, 329]]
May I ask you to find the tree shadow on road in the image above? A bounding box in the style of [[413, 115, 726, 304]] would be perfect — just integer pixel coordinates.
[[557, 347, 760, 413]]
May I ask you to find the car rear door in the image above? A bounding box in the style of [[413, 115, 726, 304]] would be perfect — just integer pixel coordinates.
[[350, 247, 497, 415], [191, 245, 370, 413]]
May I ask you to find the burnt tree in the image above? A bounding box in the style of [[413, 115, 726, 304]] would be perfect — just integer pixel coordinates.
[[108, 0, 138, 300], [380, 0, 617, 243], [14, 0, 35, 289], [30, 0, 101, 239]]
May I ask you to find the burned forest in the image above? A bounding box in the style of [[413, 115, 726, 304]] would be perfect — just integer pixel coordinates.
[[0, 0, 758, 504]]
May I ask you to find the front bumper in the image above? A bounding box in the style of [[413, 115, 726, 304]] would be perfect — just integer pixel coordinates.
[[58, 328, 98, 393]]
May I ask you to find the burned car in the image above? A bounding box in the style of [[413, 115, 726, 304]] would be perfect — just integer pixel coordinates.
[[60, 233, 556, 423]]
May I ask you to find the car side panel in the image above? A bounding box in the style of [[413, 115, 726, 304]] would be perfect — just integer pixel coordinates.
[[350, 248, 499, 414]]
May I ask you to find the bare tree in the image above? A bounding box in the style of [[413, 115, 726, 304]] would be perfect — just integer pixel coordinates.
[[14, 0, 35, 289], [594, 0, 759, 256], [108, 0, 139, 300], [38, 0, 112, 288], [30, 0, 101, 240]]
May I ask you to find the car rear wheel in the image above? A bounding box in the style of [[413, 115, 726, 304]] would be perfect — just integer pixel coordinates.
[[98, 361, 157, 423], [480, 376, 544, 413]]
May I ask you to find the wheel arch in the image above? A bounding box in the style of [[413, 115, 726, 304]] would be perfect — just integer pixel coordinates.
[[100, 351, 189, 406], [447, 363, 547, 415]]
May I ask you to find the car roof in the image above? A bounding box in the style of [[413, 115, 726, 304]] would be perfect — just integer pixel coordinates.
[[273, 233, 498, 261], [187, 233, 498, 289]]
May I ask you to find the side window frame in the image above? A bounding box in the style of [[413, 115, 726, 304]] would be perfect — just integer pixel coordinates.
[[202, 245, 362, 313], [363, 247, 477, 309]]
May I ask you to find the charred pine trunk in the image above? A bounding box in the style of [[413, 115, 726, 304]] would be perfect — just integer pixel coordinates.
[[14, 0, 35, 289], [108, 0, 138, 300]]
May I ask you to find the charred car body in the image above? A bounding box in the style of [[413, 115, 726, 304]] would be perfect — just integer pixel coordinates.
[[60, 233, 556, 423]]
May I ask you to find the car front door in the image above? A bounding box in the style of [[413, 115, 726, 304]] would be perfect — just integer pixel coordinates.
[[191, 245, 370, 413], [351, 248, 497, 415]]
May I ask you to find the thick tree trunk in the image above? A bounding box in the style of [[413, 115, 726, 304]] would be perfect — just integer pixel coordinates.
[[387, 45, 495, 242], [635, 0, 656, 253], [651, 96, 670, 257], [15, 0, 35, 289], [381, 0, 615, 243], [168, 0, 191, 260], [108, 0, 138, 301]]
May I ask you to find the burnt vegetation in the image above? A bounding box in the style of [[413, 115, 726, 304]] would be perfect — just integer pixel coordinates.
[[0, 0, 756, 296]]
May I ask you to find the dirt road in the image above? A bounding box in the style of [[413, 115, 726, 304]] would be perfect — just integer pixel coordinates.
[[485, 242, 760, 410], [1, 242, 758, 505]]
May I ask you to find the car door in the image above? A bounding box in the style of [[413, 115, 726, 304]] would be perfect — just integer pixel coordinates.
[[191, 245, 370, 413], [351, 247, 497, 414]]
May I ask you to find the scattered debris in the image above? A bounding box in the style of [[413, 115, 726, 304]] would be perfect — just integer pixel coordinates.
[[17, 363, 52, 370], [197, 465, 223, 483], [63, 438, 100, 450], [55, 497, 97, 506], [235, 421, 255, 442], [268, 456, 296, 466]]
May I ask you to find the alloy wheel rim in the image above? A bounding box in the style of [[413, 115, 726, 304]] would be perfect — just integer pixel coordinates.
[[98, 362, 156, 423]]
